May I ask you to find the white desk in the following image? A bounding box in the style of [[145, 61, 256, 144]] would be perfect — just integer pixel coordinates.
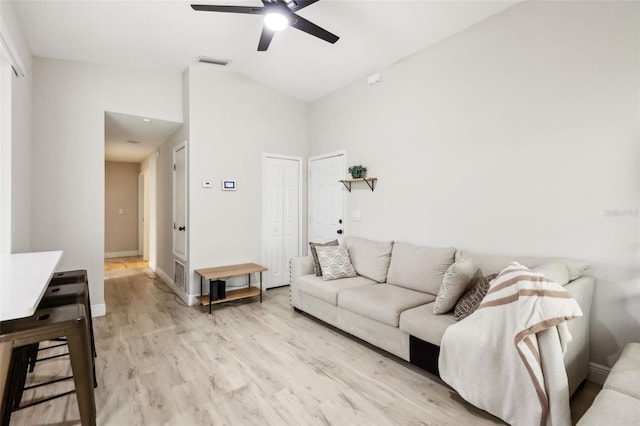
[[0, 251, 63, 321]]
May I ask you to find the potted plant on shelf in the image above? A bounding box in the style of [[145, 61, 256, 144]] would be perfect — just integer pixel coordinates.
[[348, 165, 367, 179]]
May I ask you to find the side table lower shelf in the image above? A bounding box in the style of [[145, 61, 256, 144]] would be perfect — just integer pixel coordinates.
[[197, 287, 261, 306]]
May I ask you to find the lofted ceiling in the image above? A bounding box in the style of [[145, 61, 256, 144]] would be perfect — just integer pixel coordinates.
[[14, 0, 520, 162], [13, 0, 520, 103]]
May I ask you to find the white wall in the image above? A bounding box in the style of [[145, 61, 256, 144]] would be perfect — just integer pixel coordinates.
[[309, 0, 639, 368], [1, 0, 33, 253], [187, 65, 307, 295], [31, 58, 182, 315]]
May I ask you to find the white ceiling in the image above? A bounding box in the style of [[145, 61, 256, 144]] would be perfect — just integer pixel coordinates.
[[14, 0, 520, 162], [14, 0, 520, 103], [104, 112, 182, 162]]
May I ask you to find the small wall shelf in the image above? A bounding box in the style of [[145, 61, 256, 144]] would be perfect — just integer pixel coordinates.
[[339, 177, 378, 192]]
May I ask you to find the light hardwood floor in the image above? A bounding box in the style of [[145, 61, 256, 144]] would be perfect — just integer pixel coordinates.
[[10, 260, 600, 425]]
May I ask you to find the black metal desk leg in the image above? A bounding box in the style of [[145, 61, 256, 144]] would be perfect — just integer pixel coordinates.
[[260, 271, 263, 303], [209, 279, 213, 314], [200, 276, 203, 301]]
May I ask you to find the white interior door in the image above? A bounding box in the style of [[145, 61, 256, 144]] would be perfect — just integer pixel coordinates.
[[308, 152, 346, 246], [173, 144, 187, 260], [263, 155, 300, 288]]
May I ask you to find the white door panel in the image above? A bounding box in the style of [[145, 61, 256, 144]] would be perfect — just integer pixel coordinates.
[[173, 144, 187, 260], [309, 153, 345, 245], [264, 156, 300, 288]]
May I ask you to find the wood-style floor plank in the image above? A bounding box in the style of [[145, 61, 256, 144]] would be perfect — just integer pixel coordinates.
[[9, 260, 600, 425]]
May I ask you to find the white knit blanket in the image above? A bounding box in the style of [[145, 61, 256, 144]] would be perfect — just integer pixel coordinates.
[[439, 262, 583, 426]]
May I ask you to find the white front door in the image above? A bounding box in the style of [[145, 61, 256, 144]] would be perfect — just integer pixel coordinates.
[[308, 152, 346, 246], [173, 144, 187, 260], [263, 155, 301, 289]]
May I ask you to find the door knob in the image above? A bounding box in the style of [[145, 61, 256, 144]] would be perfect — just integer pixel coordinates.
[[178, 226, 186, 231], [337, 229, 343, 235]]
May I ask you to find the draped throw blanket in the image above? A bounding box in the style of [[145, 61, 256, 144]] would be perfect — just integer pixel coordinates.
[[439, 262, 583, 426]]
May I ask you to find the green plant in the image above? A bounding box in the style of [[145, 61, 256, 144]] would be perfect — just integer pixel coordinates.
[[348, 165, 367, 179]]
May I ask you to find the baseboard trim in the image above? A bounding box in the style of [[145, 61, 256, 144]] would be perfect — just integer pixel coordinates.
[[92, 303, 106, 318], [588, 362, 610, 385], [104, 250, 141, 259], [155, 267, 199, 306]]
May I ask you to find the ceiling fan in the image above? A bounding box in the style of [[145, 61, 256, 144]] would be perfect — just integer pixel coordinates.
[[191, 0, 339, 51]]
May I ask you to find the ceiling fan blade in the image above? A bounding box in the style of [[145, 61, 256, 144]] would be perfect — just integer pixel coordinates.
[[257, 26, 275, 51], [191, 4, 264, 14], [289, 0, 320, 12], [289, 14, 339, 44]]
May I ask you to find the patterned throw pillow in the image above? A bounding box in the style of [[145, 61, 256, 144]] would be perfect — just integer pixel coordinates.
[[309, 240, 339, 276], [315, 245, 357, 281], [454, 273, 498, 321]]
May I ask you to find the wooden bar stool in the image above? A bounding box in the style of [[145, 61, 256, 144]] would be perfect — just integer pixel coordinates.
[[0, 304, 96, 426], [38, 283, 97, 371]]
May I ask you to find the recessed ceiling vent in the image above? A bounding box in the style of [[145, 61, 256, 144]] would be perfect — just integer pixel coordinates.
[[197, 56, 229, 66], [127, 140, 141, 144]]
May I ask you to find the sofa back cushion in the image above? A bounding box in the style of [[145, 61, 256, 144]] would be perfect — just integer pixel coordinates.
[[386, 242, 456, 295], [344, 236, 393, 283], [456, 250, 590, 283]]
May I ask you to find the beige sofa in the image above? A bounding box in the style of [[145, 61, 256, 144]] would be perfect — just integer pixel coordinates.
[[577, 343, 640, 425], [290, 236, 595, 396]]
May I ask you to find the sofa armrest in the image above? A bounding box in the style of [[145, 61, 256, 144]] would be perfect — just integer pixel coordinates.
[[290, 256, 314, 285], [563, 275, 595, 395], [290, 256, 314, 308]]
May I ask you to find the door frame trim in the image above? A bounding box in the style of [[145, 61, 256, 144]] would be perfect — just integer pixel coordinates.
[[308, 150, 347, 246], [262, 153, 303, 287]]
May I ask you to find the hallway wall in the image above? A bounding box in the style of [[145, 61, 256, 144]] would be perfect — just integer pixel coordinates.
[[104, 161, 140, 256]]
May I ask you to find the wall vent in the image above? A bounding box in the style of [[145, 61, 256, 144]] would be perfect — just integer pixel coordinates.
[[174, 259, 186, 292], [197, 56, 230, 66]]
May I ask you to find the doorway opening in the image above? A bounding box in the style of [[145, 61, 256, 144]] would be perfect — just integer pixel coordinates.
[[103, 111, 181, 278]]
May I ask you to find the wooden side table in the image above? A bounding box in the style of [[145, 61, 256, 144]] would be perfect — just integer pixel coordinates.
[[195, 263, 267, 314]]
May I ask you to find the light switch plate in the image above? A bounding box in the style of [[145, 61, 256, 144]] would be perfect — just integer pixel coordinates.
[[353, 210, 361, 221], [202, 180, 212, 188]]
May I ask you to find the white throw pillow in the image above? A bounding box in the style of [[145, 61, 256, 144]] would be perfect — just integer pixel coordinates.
[[433, 258, 480, 314], [315, 245, 358, 281]]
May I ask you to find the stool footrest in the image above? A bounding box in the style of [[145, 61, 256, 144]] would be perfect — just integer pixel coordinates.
[[38, 342, 67, 351], [13, 390, 76, 411], [36, 352, 70, 362], [23, 375, 73, 391]]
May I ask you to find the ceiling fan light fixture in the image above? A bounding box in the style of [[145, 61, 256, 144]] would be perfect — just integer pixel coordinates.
[[264, 12, 288, 31]]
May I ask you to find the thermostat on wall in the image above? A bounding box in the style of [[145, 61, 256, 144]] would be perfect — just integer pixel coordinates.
[[222, 180, 236, 191]]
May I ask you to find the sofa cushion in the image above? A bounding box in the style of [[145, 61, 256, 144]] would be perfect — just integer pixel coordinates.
[[315, 246, 357, 280], [456, 250, 590, 282], [338, 284, 434, 327], [399, 302, 456, 346], [297, 274, 375, 306], [309, 239, 339, 276], [433, 258, 480, 315], [386, 242, 456, 295], [604, 342, 640, 399], [344, 236, 393, 283], [531, 262, 570, 286], [576, 389, 640, 426]]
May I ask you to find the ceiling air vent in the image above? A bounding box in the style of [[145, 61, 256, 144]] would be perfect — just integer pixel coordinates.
[[197, 56, 229, 66], [127, 140, 141, 144]]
